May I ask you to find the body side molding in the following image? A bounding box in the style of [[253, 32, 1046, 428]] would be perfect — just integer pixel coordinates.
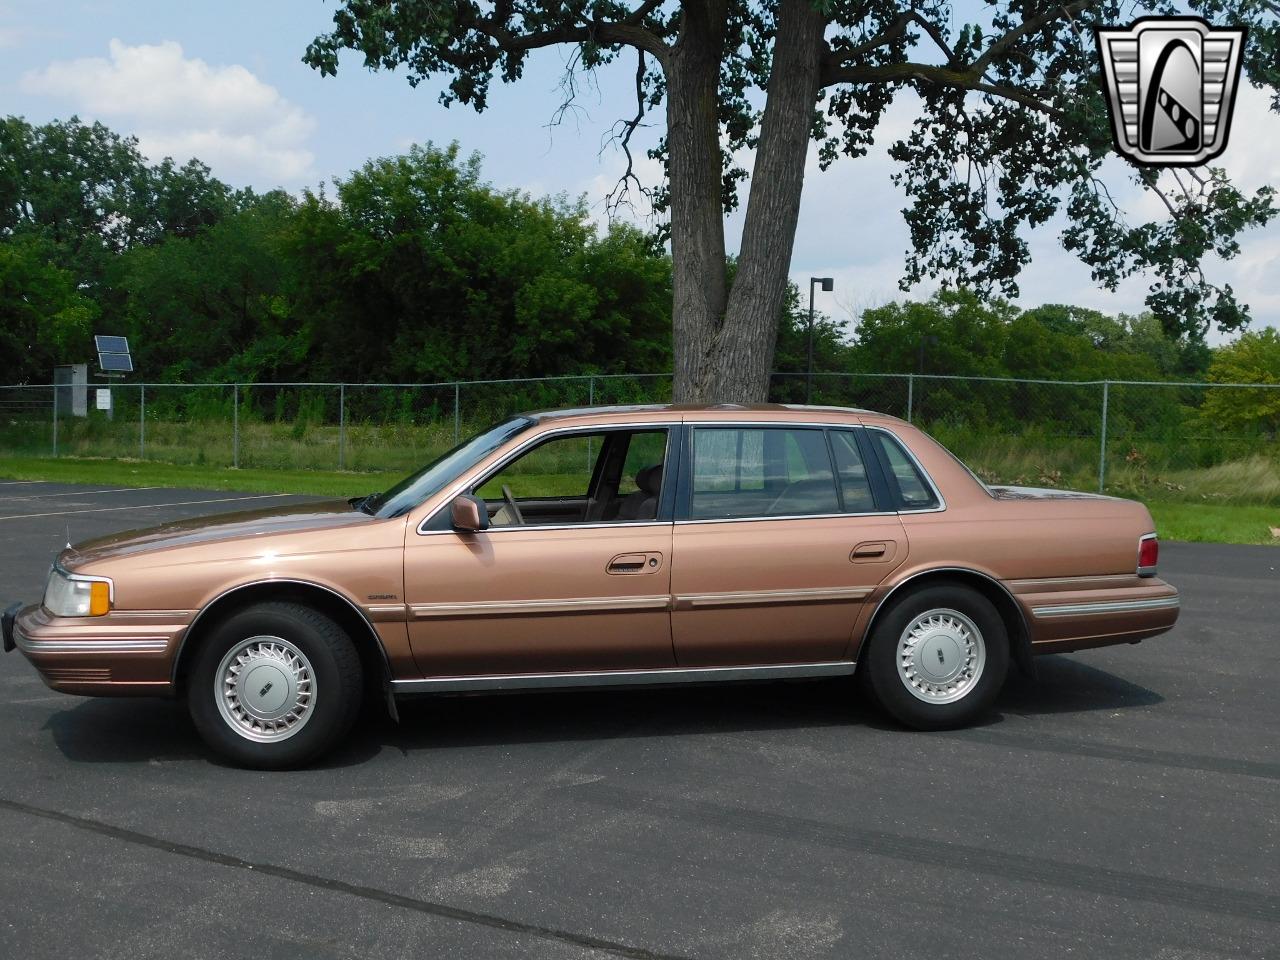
[[392, 660, 857, 694]]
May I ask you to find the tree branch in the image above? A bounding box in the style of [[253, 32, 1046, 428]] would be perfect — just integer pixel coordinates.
[[603, 49, 654, 215], [470, 1, 672, 66], [971, 0, 1099, 77], [829, 11, 957, 68], [822, 62, 1067, 121]]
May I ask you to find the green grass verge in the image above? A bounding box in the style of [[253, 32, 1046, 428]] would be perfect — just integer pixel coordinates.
[[0, 456, 398, 498], [1146, 502, 1280, 546], [1, 456, 1276, 546]]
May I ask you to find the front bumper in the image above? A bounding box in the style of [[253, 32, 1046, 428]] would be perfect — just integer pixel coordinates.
[[6, 603, 184, 696]]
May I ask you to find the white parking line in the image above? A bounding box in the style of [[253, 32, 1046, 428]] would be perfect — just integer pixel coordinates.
[[0, 487, 161, 502], [0, 481, 44, 486], [0, 493, 298, 522]]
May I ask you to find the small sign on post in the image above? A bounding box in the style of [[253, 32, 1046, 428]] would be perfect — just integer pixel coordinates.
[[95, 388, 112, 412]]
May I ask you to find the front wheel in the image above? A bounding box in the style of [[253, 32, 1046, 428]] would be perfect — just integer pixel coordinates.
[[188, 602, 363, 768], [859, 583, 1009, 730]]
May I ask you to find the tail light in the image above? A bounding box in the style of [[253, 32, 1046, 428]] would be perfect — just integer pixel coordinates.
[[1137, 535, 1158, 576]]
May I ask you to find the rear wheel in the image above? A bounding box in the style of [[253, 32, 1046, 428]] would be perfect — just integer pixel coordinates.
[[188, 601, 363, 768], [859, 583, 1009, 729]]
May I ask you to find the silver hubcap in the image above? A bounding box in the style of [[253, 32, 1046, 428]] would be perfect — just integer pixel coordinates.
[[897, 608, 986, 704], [215, 636, 315, 742]]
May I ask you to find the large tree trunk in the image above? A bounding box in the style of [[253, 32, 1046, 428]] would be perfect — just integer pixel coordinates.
[[701, 0, 826, 403], [665, 0, 728, 403]]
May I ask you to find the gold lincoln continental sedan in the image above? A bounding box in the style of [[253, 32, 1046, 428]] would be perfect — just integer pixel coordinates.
[[3, 404, 1179, 767]]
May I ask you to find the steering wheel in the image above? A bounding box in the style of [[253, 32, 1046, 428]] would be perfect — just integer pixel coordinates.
[[501, 484, 525, 526]]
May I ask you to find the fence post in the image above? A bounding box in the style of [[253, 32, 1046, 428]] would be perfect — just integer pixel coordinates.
[[906, 374, 914, 423], [1098, 380, 1110, 493], [139, 384, 146, 459], [338, 383, 346, 470], [52, 384, 59, 457], [453, 382, 461, 443], [586, 376, 597, 470], [233, 384, 240, 469]]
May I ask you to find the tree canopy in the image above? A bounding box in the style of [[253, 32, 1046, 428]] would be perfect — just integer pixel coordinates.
[[0, 112, 1258, 407], [306, 0, 1280, 401]]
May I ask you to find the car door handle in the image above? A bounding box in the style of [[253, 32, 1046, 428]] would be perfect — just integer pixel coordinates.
[[850, 542, 890, 561], [607, 552, 662, 575]]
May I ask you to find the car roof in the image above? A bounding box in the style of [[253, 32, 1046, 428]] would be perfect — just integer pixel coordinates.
[[521, 403, 907, 427]]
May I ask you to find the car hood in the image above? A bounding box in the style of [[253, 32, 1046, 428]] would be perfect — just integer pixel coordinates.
[[64, 499, 379, 566], [988, 485, 1116, 501]]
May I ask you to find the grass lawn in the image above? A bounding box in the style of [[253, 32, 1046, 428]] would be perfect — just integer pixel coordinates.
[[0, 455, 1276, 546], [0, 456, 399, 499], [1145, 502, 1280, 546]]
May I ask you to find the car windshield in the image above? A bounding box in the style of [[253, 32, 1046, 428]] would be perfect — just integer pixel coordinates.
[[366, 416, 534, 518]]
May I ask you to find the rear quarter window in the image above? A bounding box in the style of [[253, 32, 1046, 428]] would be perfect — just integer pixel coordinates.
[[872, 431, 941, 511]]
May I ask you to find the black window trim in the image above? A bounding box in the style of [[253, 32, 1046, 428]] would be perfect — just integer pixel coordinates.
[[864, 425, 947, 514]]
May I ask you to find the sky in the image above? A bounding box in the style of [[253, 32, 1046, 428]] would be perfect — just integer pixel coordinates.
[[3, 0, 1278, 342]]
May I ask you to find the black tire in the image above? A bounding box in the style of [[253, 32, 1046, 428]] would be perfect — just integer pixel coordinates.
[[188, 601, 363, 769], [859, 583, 1009, 730]]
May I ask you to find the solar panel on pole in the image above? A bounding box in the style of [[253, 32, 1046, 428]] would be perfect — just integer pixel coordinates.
[[98, 353, 134, 372], [94, 335, 130, 354]]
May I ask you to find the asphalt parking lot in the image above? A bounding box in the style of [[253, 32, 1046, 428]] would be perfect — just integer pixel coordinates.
[[0, 480, 1276, 959]]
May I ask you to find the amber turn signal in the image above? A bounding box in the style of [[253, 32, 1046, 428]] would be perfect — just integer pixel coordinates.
[[89, 580, 112, 616]]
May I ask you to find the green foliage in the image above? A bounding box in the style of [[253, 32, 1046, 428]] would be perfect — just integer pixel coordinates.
[[0, 236, 99, 381], [1200, 330, 1280, 434], [282, 143, 672, 385], [120, 193, 304, 383]]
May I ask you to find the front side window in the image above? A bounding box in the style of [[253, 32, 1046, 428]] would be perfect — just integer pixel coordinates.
[[690, 427, 839, 520], [474, 428, 669, 527], [872, 430, 941, 510]]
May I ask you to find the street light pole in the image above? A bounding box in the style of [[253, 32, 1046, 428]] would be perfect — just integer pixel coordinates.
[[806, 276, 834, 404]]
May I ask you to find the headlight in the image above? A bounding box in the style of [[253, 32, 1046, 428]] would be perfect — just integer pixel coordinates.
[[43, 567, 113, 617]]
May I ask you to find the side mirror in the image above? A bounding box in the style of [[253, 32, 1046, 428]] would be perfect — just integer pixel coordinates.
[[450, 494, 490, 532]]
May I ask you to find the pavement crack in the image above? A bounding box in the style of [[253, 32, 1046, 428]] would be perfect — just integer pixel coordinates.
[[0, 795, 694, 960], [946, 728, 1280, 781], [573, 783, 1280, 926]]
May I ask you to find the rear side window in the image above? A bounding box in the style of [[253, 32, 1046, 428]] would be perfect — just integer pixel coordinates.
[[872, 431, 940, 511], [691, 427, 839, 519], [828, 430, 877, 513]]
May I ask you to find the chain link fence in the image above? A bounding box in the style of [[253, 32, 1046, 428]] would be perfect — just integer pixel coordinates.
[[1, 373, 1276, 497]]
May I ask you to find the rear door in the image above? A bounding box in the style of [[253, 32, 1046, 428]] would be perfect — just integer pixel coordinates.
[[670, 423, 906, 667]]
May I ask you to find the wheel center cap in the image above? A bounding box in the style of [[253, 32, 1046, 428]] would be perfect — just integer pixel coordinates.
[[238, 662, 293, 719], [916, 633, 964, 683]]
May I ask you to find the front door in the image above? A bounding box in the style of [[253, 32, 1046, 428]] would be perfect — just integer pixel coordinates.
[[671, 425, 907, 666], [404, 426, 676, 677]]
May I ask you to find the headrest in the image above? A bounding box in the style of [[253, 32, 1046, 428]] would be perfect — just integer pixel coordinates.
[[635, 463, 663, 495]]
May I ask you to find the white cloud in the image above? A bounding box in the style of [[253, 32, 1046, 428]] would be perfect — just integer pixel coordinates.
[[21, 39, 315, 184]]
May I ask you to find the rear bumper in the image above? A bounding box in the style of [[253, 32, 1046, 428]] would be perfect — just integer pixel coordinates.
[[7, 604, 183, 696], [1015, 577, 1180, 654]]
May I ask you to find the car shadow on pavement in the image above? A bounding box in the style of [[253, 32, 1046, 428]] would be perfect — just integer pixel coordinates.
[[997, 654, 1164, 716], [39, 654, 1162, 767], [42, 697, 206, 764]]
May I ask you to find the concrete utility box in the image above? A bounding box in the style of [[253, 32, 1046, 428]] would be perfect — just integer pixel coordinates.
[[53, 364, 88, 417]]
